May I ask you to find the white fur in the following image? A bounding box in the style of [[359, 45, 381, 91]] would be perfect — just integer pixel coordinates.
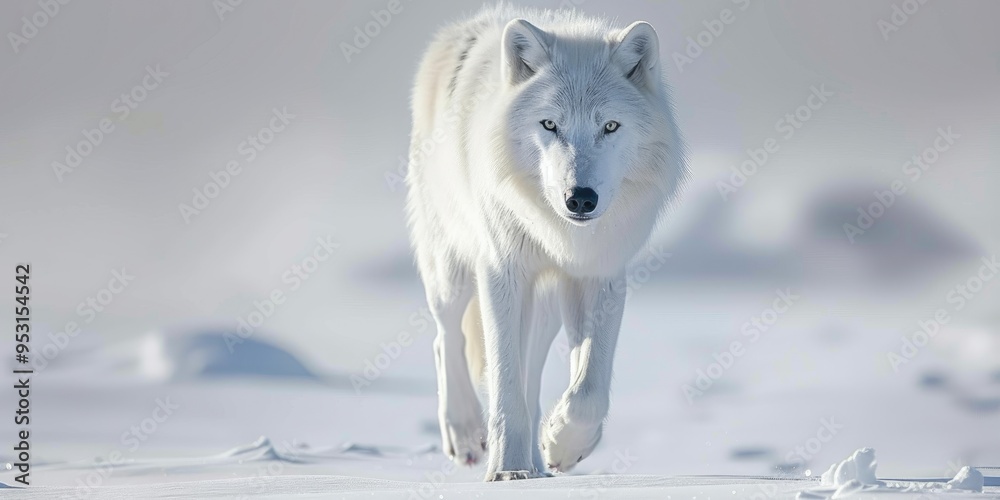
[[405, 4, 686, 481]]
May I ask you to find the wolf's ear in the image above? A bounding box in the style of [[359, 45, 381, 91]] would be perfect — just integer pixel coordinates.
[[613, 21, 660, 88], [501, 19, 551, 85]]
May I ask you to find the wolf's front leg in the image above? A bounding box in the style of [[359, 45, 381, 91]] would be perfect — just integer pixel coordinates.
[[478, 262, 544, 481], [542, 274, 626, 473], [425, 267, 486, 467]]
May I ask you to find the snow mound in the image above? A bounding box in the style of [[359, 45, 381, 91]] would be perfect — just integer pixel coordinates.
[[216, 436, 303, 462], [799, 448, 985, 499], [819, 447, 883, 489], [209, 437, 437, 464], [121, 328, 431, 393], [947, 466, 986, 492], [57, 436, 443, 475], [137, 329, 320, 382]]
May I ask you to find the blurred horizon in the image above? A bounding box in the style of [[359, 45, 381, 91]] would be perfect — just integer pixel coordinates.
[[2, 1, 998, 373]]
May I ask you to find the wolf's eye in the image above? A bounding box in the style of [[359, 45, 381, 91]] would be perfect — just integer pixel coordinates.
[[604, 121, 620, 133], [541, 119, 557, 132]]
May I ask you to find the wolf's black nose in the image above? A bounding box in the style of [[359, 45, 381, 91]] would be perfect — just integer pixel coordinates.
[[565, 187, 598, 214]]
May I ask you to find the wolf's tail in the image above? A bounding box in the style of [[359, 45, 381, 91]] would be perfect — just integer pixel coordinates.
[[461, 294, 486, 388]]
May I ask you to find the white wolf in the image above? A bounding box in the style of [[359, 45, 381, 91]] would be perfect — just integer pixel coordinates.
[[405, 5, 686, 481]]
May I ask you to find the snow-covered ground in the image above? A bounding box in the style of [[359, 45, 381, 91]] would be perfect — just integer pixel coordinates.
[[3, 283, 999, 498]]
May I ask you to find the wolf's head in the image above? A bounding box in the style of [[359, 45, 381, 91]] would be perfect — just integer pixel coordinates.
[[500, 18, 674, 227]]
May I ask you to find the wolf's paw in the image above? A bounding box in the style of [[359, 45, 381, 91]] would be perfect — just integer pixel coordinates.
[[540, 413, 603, 473], [440, 414, 487, 467], [486, 470, 548, 481]]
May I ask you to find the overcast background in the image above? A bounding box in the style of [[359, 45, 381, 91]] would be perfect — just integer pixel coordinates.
[[1, 0, 1000, 482]]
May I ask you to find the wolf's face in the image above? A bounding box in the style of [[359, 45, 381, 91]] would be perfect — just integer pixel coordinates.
[[502, 19, 662, 226]]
